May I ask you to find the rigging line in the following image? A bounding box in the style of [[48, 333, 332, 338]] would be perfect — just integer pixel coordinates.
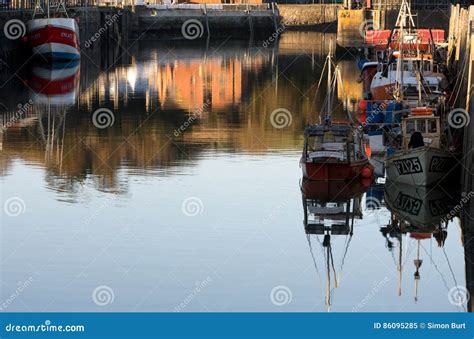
[[401, 235, 416, 269], [329, 244, 338, 288], [326, 246, 331, 306], [447, 48, 469, 111], [420, 243, 451, 293], [451, 44, 469, 93], [311, 56, 329, 111], [450, 52, 469, 108], [442, 245, 460, 290], [339, 235, 353, 274], [306, 234, 320, 275]]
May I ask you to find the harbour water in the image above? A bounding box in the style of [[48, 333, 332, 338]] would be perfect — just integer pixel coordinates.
[[0, 32, 468, 312]]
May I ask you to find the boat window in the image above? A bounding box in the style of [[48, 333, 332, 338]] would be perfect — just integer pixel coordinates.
[[311, 136, 323, 151], [402, 61, 412, 72], [416, 119, 426, 133], [428, 119, 437, 133], [406, 121, 415, 133], [323, 131, 335, 142]]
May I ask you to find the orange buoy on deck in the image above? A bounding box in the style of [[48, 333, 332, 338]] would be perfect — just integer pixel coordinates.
[[411, 107, 434, 116]]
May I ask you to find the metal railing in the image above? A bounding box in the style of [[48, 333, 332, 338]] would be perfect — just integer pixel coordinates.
[[0, 0, 134, 12], [371, 0, 450, 10], [145, 3, 272, 11]]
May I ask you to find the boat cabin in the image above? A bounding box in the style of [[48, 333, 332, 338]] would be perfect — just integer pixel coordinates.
[[302, 197, 363, 235], [379, 55, 440, 77], [401, 112, 441, 149], [302, 125, 366, 163]]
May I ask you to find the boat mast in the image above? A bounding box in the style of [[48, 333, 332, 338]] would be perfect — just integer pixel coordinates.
[[413, 239, 423, 302], [327, 40, 333, 114], [398, 229, 403, 296], [395, 3, 405, 101]]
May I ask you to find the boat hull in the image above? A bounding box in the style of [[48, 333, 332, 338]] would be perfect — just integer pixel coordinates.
[[384, 180, 457, 229], [301, 177, 371, 202], [301, 160, 371, 181], [27, 18, 80, 61], [385, 147, 458, 186], [370, 71, 446, 102], [30, 61, 80, 105]]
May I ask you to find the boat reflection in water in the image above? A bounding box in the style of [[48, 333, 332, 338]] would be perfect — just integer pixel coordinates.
[[301, 178, 370, 311], [28, 61, 80, 179], [29, 60, 81, 105], [382, 180, 460, 304]]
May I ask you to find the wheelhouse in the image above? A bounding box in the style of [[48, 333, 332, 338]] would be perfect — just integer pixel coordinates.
[[302, 125, 366, 163], [401, 114, 441, 149]]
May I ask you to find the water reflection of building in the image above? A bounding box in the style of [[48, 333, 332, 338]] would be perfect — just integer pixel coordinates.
[[80, 50, 260, 114], [337, 59, 364, 118], [1, 35, 342, 195]]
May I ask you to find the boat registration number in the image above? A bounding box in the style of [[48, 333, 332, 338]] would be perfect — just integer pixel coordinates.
[[429, 156, 451, 173], [429, 198, 450, 217], [394, 192, 422, 216], [393, 157, 422, 175]]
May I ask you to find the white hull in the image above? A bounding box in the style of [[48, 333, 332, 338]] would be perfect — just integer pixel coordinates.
[[384, 180, 454, 228], [370, 70, 446, 102], [27, 18, 80, 60], [385, 147, 457, 186]]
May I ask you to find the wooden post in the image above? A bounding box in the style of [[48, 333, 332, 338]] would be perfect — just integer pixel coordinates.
[[462, 4, 474, 314]]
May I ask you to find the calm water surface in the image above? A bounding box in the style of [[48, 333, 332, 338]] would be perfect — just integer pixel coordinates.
[[0, 32, 467, 312]]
